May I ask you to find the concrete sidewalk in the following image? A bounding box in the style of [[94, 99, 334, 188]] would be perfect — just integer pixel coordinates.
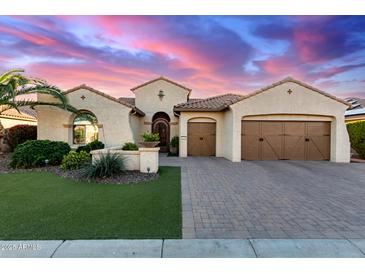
[[1, 239, 365, 258]]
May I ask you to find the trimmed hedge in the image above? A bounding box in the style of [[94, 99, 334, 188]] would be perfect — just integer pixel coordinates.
[[10, 140, 71, 168], [76, 140, 105, 153], [4, 125, 37, 151], [61, 151, 91, 170], [347, 121, 365, 159], [122, 142, 138, 151]]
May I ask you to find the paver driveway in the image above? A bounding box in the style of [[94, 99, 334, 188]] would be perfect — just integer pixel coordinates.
[[160, 156, 365, 239]]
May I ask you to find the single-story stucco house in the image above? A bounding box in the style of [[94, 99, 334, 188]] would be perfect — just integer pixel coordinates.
[[36, 76, 351, 163]]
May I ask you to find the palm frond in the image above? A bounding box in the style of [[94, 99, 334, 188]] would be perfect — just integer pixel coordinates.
[[0, 101, 23, 114], [33, 101, 79, 113], [1, 68, 78, 117], [0, 69, 25, 84], [17, 85, 69, 106]]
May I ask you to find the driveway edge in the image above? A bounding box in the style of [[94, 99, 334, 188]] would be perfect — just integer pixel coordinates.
[[181, 166, 196, 239]]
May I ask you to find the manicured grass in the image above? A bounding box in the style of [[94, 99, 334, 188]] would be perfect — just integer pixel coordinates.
[[0, 167, 181, 240]]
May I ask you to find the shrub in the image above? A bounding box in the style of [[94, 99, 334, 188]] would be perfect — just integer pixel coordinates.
[[4, 125, 37, 151], [60, 151, 91, 170], [76, 140, 105, 153], [170, 136, 179, 148], [10, 140, 71, 168], [122, 142, 138, 151], [80, 152, 124, 178], [142, 132, 160, 142], [347, 121, 365, 158]]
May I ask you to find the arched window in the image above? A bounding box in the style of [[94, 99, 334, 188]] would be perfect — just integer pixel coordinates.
[[73, 111, 98, 145]]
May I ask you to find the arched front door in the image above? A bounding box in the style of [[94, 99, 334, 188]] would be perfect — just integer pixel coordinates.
[[152, 112, 170, 153]]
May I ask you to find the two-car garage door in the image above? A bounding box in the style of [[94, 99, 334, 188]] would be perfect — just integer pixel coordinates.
[[241, 121, 330, 161]]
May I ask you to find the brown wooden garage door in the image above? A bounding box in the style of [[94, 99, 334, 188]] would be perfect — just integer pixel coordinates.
[[188, 122, 216, 156], [241, 121, 330, 160]]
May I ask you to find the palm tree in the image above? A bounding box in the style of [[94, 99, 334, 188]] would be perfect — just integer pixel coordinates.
[[0, 69, 80, 133], [0, 69, 78, 115]]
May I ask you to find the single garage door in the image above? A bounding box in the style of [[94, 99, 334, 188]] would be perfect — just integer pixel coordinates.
[[241, 121, 330, 160], [188, 122, 216, 156]]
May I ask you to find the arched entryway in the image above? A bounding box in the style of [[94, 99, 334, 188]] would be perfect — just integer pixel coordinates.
[[152, 112, 170, 153]]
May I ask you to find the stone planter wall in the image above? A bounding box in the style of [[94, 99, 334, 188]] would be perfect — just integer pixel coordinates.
[[91, 146, 160, 173]]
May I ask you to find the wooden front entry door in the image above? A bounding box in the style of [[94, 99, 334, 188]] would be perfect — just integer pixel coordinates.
[[152, 118, 170, 153], [187, 122, 216, 156], [241, 121, 330, 161]]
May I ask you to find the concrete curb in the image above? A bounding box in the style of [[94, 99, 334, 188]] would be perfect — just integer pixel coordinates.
[[1, 239, 365, 258]]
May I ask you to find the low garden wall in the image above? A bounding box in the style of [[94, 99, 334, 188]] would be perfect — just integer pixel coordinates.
[[91, 147, 160, 173]]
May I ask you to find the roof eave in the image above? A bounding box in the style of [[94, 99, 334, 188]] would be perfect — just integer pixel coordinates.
[[64, 84, 140, 112], [173, 106, 228, 112], [132, 107, 145, 116], [130, 76, 192, 96]]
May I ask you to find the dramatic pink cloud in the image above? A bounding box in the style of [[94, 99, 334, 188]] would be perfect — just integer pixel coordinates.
[[0, 16, 364, 99]]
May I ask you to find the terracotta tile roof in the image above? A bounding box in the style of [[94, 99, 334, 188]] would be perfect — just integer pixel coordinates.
[[130, 76, 192, 96], [64, 84, 145, 116], [0, 107, 37, 121], [174, 94, 244, 112], [20, 106, 38, 118]]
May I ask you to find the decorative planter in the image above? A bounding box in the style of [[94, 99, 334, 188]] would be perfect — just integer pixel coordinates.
[[169, 146, 178, 154], [90, 146, 160, 173], [139, 141, 160, 148]]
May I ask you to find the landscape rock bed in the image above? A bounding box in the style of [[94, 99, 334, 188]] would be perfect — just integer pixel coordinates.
[[0, 153, 158, 184]]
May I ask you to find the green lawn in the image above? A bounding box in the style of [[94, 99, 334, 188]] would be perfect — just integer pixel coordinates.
[[0, 167, 181, 240]]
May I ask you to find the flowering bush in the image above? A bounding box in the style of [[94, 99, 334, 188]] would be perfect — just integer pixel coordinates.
[[61, 151, 91, 170]]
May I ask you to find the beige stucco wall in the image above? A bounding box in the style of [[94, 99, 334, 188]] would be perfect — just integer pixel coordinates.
[[179, 111, 225, 157], [134, 79, 189, 141], [228, 81, 350, 163], [92, 148, 140, 170], [36, 89, 140, 148], [0, 117, 37, 129]]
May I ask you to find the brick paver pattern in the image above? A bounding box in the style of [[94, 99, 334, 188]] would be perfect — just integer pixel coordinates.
[[160, 156, 365, 239]]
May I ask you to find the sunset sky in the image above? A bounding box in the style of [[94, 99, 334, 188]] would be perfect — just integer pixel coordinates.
[[0, 16, 365, 99]]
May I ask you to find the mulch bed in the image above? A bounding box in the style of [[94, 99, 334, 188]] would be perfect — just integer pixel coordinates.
[[0, 153, 158, 184]]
